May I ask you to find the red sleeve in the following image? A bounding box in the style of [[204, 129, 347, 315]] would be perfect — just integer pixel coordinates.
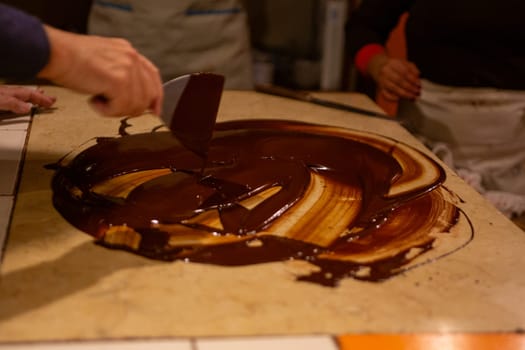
[[355, 43, 385, 76]]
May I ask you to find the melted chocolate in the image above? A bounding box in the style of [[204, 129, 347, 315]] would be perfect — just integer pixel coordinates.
[[168, 73, 224, 159], [50, 120, 462, 286]]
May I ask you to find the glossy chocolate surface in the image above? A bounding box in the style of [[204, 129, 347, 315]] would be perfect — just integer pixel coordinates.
[[169, 73, 224, 158], [50, 120, 466, 286]]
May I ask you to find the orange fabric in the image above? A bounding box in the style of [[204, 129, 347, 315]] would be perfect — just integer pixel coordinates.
[[338, 334, 525, 350]]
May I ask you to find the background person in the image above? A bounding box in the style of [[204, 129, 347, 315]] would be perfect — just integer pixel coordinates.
[[346, 0, 525, 218], [87, 0, 254, 89]]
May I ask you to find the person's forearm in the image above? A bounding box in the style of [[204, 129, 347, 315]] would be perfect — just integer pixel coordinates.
[[367, 53, 390, 82], [37, 25, 74, 83], [0, 4, 50, 79], [354, 44, 386, 77]]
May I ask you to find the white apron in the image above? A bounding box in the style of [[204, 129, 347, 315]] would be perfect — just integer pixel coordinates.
[[398, 79, 525, 217], [88, 0, 254, 89]]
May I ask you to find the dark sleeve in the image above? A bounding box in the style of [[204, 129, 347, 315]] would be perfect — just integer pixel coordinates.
[[346, 0, 412, 59], [0, 3, 50, 79]]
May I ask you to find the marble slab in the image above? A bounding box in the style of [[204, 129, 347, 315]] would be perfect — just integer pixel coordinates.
[[0, 87, 523, 343]]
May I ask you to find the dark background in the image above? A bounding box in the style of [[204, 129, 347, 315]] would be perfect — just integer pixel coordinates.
[[3, 0, 94, 33]]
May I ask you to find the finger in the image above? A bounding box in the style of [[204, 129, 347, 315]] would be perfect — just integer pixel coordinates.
[[96, 57, 141, 117], [396, 77, 421, 96], [127, 56, 150, 117], [382, 78, 419, 100], [84, 38, 162, 117], [6, 86, 57, 108], [25, 90, 57, 108], [391, 62, 420, 86], [128, 55, 153, 117], [380, 73, 419, 98], [139, 54, 163, 116], [150, 94, 163, 116], [115, 54, 162, 117], [406, 61, 420, 76], [0, 95, 33, 114], [403, 69, 421, 91], [383, 64, 421, 95], [388, 59, 419, 77], [144, 58, 163, 116], [107, 63, 147, 116]]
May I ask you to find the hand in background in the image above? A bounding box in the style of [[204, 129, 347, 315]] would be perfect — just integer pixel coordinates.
[[0, 85, 56, 114], [38, 26, 163, 117], [368, 54, 421, 102]]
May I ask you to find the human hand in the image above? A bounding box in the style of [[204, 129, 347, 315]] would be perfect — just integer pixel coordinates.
[[38, 26, 163, 117], [368, 54, 421, 102], [0, 85, 56, 114]]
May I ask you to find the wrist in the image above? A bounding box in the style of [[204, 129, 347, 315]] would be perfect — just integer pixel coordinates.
[[367, 53, 389, 83], [355, 44, 386, 77], [37, 25, 73, 83]]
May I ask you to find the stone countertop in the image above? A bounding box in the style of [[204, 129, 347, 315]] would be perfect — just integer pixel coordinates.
[[0, 87, 523, 343]]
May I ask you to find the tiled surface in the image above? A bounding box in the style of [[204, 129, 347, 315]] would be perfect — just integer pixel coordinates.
[[0, 195, 14, 260], [2, 334, 524, 349], [0, 113, 31, 131], [0, 340, 191, 350], [0, 110, 29, 259], [0, 130, 28, 195], [196, 335, 338, 350], [0, 336, 338, 350]]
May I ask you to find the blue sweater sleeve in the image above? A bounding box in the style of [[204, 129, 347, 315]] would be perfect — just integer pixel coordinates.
[[0, 3, 50, 79]]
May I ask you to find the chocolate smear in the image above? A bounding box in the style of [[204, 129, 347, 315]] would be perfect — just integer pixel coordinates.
[[50, 120, 471, 286]]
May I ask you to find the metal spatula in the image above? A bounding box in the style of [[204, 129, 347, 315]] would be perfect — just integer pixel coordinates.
[[161, 73, 225, 158]]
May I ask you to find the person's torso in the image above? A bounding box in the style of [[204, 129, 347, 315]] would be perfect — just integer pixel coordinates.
[[406, 0, 525, 89]]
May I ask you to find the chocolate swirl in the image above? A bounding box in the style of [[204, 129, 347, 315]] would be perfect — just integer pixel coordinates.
[[50, 120, 470, 286]]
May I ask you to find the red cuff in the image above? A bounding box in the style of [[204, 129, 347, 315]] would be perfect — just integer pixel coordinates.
[[355, 44, 386, 76]]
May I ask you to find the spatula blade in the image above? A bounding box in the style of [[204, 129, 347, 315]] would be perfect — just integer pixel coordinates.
[[161, 73, 225, 157]]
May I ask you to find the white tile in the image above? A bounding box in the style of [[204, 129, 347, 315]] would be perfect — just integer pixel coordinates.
[[196, 336, 338, 350], [0, 339, 192, 350], [0, 113, 31, 131], [0, 195, 14, 260], [0, 130, 27, 195]]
